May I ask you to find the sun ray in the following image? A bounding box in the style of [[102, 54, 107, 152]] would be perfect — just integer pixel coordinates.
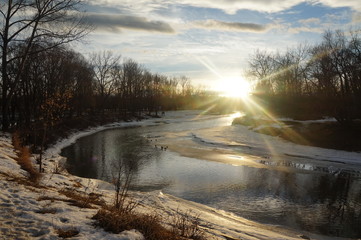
[[219, 77, 251, 99], [240, 95, 311, 158]]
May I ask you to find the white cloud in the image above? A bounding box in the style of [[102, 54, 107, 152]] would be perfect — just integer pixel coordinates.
[[192, 20, 272, 32], [85, 0, 303, 14], [288, 26, 323, 34], [316, 0, 361, 12], [86, 0, 361, 16], [298, 17, 321, 25], [176, 0, 304, 14], [182, 0, 361, 14], [352, 13, 361, 23]]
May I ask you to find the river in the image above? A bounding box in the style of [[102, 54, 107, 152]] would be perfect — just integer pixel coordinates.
[[61, 111, 361, 238]]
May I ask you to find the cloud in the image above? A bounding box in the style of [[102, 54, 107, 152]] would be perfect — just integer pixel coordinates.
[[177, 0, 361, 14], [317, 0, 361, 12], [288, 26, 323, 34], [86, 0, 361, 16], [178, 0, 303, 14], [298, 17, 321, 25], [288, 17, 322, 33], [83, 13, 175, 33], [193, 20, 271, 32], [85, 0, 303, 15], [352, 13, 361, 23]]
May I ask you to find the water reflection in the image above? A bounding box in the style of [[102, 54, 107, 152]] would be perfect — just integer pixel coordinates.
[[64, 128, 159, 183], [61, 125, 361, 238]]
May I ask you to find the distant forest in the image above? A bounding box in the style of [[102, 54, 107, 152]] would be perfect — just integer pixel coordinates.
[[247, 29, 361, 124], [5, 44, 207, 124], [0, 1, 218, 137]]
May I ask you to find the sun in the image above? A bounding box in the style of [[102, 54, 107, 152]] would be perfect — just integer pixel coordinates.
[[219, 77, 251, 99]]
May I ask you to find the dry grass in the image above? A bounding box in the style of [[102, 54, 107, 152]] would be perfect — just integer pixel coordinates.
[[36, 207, 57, 214], [92, 209, 181, 240], [59, 189, 105, 209], [171, 209, 206, 240], [0, 171, 44, 188], [12, 132, 41, 183], [12, 131, 22, 151], [37, 196, 67, 202], [37, 189, 105, 209], [56, 227, 79, 238], [53, 162, 65, 174], [93, 207, 207, 240]]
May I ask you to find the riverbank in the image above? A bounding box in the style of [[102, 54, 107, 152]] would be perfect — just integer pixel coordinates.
[[233, 115, 361, 152], [0, 113, 346, 239]]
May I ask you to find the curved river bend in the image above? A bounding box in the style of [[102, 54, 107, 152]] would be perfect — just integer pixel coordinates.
[[61, 111, 361, 238]]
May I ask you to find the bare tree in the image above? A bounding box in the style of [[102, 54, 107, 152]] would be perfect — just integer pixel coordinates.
[[0, 0, 89, 130], [121, 58, 144, 115], [90, 51, 121, 116], [179, 76, 191, 96], [247, 50, 277, 95]]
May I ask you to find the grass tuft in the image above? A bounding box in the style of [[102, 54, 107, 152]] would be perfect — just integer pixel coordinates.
[[59, 189, 105, 209], [171, 209, 206, 240], [92, 208, 179, 240], [36, 208, 57, 214], [93, 207, 207, 240], [12, 132, 41, 183], [56, 227, 79, 239]]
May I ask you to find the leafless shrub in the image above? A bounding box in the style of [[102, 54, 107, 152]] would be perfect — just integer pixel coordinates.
[[110, 156, 141, 213], [53, 161, 66, 174], [171, 209, 206, 240]]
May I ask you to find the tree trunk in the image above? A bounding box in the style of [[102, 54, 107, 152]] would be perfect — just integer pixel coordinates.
[[1, 96, 10, 131]]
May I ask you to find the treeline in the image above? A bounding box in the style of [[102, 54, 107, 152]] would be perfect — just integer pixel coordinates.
[[0, 0, 211, 134], [6, 43, 205, 129], [248, 29, 361, 124]]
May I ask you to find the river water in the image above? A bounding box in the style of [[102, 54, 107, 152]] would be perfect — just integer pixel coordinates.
[[61, 111, 361, 238]]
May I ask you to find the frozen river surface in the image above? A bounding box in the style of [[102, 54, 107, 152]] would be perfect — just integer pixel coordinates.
[[61, 111, 361, 238]]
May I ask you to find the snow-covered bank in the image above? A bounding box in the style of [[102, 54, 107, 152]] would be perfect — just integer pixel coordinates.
[[0, 113, 350, 240], [0, 133, 145, 240]]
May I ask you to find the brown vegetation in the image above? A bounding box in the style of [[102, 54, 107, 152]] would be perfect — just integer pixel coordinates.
[[58, 189, 106, 209], [93, 209, 175, 240], [92, 207, 207, 240], [171, 209, 206, 240], [56, 227, 80, 239], [36, 208, 57, 214], [12, 132, 41, 183]]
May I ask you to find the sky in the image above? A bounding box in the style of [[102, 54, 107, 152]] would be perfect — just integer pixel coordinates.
[[77, 0, 361, 90]]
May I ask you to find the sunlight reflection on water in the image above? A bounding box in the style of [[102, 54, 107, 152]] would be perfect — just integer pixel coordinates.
[[61, 111, 361, 238]]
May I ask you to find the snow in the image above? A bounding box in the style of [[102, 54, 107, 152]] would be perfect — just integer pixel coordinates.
[[224, 123, 361, 167], [0, 113, 353, 240], [253, 114, 337, 124]]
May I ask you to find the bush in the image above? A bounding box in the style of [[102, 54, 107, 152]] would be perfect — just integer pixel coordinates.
[[93, 208, 180, 240], [171, 209, 206, 240], [12, 132, 41, 183], [93, 207, 207, 240], [56, 227, 79, 238]]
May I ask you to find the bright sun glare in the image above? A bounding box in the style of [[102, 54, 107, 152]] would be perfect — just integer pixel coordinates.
[[219, 77, 251, 99]]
